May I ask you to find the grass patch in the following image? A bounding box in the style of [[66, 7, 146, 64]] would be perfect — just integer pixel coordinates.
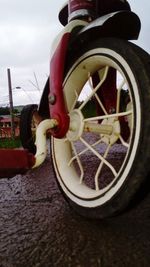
[[82, 100, 97, 118], [0, 138, 21, 149]]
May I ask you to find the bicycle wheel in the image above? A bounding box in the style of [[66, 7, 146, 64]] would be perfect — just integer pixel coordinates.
[[20, 104, 38, 154], [51, 38, 150, 218]]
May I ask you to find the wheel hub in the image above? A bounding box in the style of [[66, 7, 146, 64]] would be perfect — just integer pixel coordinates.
[[67, 110, 84, 141]]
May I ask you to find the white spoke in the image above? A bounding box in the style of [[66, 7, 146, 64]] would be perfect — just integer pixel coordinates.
[[95, 144, 111, 191], [71, 90, 79, 111], [79, 66, 109, 110], [84, 109, 133, 122], [95, 92, 108, 115], [116, 88, 121, 114], [80, 137, 117, 177], [71, 142, 84, 184], [119, 135, 129, 148], [68, 139, 103, 166], [88, 71, 108, 115]]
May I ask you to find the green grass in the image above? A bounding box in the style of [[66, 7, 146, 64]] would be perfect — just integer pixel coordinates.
[[82, 100, 97, 118], [0, 138, 21, 149]]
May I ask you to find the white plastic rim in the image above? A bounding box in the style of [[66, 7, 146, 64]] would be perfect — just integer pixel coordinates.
[[52, 47, 141, 208]]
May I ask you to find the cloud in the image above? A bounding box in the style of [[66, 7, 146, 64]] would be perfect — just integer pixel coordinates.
[[0, 0, 65, 106], [0, 24, 62, 68]]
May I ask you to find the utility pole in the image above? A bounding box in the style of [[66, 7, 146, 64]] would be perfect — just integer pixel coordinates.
[[7, 68, 15, 139]]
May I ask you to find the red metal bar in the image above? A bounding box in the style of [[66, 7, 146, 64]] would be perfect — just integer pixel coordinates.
[[0, 149, 35, 178]]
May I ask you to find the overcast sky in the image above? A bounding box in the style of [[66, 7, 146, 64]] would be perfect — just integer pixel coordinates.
[[0, 0, 149, 106]]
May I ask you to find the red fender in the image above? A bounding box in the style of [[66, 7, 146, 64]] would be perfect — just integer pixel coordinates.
[[49, 33, 70, 138]]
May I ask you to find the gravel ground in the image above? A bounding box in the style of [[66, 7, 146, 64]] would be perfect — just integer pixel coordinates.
[[0, 146, 150, 267]]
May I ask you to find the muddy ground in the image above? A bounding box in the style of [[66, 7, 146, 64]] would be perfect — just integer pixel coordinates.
[[0, 149, 150, 267]]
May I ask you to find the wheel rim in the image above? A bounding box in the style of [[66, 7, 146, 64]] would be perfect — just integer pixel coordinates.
[[52, 48, 141, 207]]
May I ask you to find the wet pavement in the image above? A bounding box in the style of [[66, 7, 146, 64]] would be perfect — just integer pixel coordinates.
[[0, 152, 150, 267]]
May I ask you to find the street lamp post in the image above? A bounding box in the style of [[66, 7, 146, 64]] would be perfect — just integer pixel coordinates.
[[7, 68, 15, 139]]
